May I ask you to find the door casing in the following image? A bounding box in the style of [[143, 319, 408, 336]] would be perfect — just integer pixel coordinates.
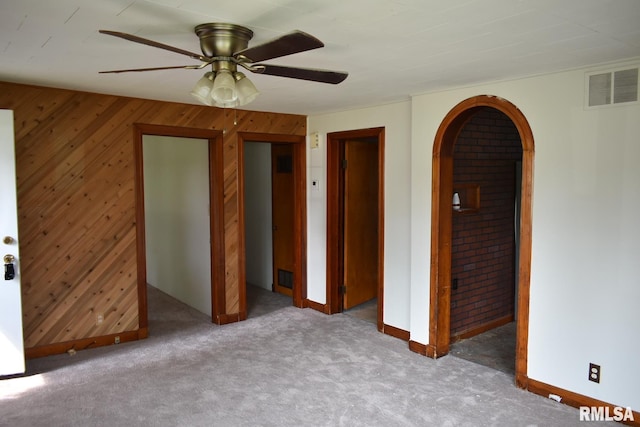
[[134, 124, 225, 328]]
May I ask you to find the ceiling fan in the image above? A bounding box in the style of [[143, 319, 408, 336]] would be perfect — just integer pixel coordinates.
[[99, 23, 348, 107]]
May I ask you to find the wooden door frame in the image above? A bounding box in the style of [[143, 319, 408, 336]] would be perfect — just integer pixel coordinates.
[[326, 127, 385, 331], [428, 96, 534, 389], [237, 133, 307, 312], [134, 124, 225, 330]]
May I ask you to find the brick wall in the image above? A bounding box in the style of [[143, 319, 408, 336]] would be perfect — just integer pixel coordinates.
[[450, 107, 522, 337]]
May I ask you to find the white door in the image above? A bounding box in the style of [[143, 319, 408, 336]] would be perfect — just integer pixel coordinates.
[[0, 109, 25, 376]]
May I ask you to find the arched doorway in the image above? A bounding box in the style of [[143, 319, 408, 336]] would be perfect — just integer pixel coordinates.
[[428, 95, 534, 388]]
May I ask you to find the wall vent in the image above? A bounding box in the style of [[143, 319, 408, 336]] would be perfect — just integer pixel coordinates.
[[277, 269, 293, 289], [586, 67, 638, 108]]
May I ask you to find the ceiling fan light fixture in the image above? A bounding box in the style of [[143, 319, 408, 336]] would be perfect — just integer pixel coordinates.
[[190, 72, 214, 106], [235, 72, 260, 106], [191, 70, 258, 108], [211, 70, 237, 104], [100, 23, 348, 109]]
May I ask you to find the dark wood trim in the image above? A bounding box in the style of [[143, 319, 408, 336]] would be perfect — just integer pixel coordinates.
[[515, 372, 529, 390], [215, 312, 243, 325], [138, 327, 149, 339], [383, 324, 409, 341], [451, 314, 514, 343], [293, 140, 308, 307], [237, 135, 248, 317], [237, 132, 307, 310], [133, 124, 225, 328], [409, 340, 428, 356], [26, 329, 145, 359], [210, 133, 226, 322], [326, 132, 341, 314], [326, 127, 385, 322], [133, 126, 148, 331], [304, 298, 330, 314], [377, 130, 386, 332], [527, 378, 639, 426], [428, 96, 534, 389], [426, 344, 439, 358]]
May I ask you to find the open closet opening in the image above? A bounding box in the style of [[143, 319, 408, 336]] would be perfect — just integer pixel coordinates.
[[143, 135, 212, 315], [134, 125, 224, 331], [242, 142, 293, 317], [238, 133, 307, 319], [326, 128, 385, 330]]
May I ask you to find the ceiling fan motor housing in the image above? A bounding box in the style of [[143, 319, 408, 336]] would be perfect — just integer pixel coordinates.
[[195, 23, 254, 58]]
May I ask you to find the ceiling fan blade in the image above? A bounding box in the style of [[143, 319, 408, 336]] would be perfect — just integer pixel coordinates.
[[234, 31, 324, 63], [99, 64, 208, 74], [253, 64, 348, 84], [99, 30, 207, 61]]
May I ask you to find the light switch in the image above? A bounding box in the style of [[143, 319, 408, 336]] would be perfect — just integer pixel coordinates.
[[310, 132, 320, 149]]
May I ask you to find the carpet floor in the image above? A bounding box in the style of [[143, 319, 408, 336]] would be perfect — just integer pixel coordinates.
[[450, 322, 517, 375], [0, 285, 616, 427]]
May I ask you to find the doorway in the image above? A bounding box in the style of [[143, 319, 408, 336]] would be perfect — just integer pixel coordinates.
[[428, 95, 534, 389], [447, 107, 523, 375], [142, 135, 211, 314], [134, 124, 225, 329], [238, 133, 307, 316], [327, 128, 384, 330]]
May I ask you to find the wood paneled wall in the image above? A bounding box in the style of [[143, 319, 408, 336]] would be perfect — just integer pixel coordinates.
[[0, 81, 306, 354]]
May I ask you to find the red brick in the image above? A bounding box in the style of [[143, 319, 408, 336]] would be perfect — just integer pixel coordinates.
[[450, 107, 522, 336]]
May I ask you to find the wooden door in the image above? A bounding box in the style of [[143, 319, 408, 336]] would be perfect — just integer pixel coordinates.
[[342, 139, 379, 309], [271, 144, 295, 297]]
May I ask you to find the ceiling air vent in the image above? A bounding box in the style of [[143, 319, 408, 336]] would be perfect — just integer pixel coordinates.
[[587, 67, 638, 107]]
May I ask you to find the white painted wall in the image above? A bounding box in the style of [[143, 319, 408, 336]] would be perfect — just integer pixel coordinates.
[[244, 142, 273, 291], [410, 59, 640, 410], [143, 135, 212, 316], [307, 101, 412, 330], [308, 58, 639, 410]]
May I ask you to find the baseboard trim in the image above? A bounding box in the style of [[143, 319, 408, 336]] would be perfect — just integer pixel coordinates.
[[526, 378, 639, 426], [215, 313, 243, 325], [409, 340, 428, 356], [25, 328, 146, 359], [303, 298, 330, 314], [382, 324, 409, 341], [451, 314, 514, 343], [409, 341, 444, 358]]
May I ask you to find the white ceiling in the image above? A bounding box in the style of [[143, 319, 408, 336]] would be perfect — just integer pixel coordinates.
[[1, 0, 639, 115]]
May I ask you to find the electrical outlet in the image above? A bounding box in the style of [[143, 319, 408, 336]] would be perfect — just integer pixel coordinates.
[[589, 363, 600, 383], [114, 336, 120, 344], [96, 313, 104, 325]]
